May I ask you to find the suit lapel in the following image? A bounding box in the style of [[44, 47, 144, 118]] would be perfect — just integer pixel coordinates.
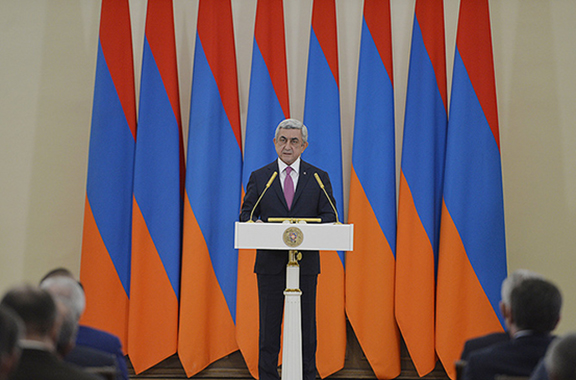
[[268, 161, 289, 211], [292, 160, 312, 207]]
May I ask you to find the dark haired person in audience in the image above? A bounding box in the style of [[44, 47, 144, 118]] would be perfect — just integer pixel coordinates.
[[41, 275, 120, 378], [0, 306, 23, 380], [460, 269, 543, 361], [529, 332, 576, 380], [463, 278, 562, 380], [41, 268, 128, 380], [1, 285, 100, 380]]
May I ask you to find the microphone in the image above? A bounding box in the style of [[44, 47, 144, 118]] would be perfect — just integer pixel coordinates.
[[314, 172, 340, 224], [248, 171, 278, 223]]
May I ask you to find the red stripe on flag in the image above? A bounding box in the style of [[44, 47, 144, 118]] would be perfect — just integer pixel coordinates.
[[99, 0, 136, 138], [363, 0, 393, 87], [197, 0, 242, 148], [416, 0, 447, 108], [254, 0, 290, 117], [144, 0, 181, 128], [311, 0, 339, 87], [456, 0, 499, 149]]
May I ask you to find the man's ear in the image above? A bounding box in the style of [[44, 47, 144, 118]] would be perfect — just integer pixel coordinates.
[[50, 312, 63, 347], [500, 301, 514, 329], [499, 301, 506, 318]]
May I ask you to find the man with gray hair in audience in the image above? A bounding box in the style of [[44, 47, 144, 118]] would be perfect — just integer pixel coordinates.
[[1, 284, 101, 380], [40, 272, 120, 378], [460, 269, 544, 360], [463, 277, 562, 380], [40, 276, 85, 357]]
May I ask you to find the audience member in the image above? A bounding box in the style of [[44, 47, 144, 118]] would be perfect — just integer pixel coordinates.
[[40, 275, 120, 377], [460, 269, 543, 361], [41, 268, 127, 380], [1, 284, 100, 380], [0, 306, 23, 380], [463, 278, 562, 380], [40, 276, 84, 356], [530, 332, 576, 380]]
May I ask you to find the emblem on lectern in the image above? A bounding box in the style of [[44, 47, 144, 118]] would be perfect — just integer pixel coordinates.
[[283, 227, 303, 247]]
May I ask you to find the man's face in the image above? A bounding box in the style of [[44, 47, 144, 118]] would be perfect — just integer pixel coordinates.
[[274, 128, 308, 165]]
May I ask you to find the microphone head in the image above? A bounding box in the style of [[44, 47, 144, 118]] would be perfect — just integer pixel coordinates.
[[314, 172, 324, 189], [266, 171, 278, 188]]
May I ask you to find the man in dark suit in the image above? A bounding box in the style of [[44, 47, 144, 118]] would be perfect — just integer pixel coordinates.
[[1, 285, 100, 380], [463, 278, 562, 380], [40, 274, 121, 379], [460, 269, 544, 361], [240, 119, 337, 380], [0, 306, 23, 380], [40, 268, 128, 380]]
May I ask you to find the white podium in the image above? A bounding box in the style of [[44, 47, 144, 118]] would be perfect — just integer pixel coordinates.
[[235, 221, 353, 380]]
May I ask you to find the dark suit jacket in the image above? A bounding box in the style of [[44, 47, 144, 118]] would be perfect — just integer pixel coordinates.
[[528, 359, 548, 380], [463, 333, 555, 380], [240, 160, 337, 275], [76, 325, 128, 380], [10, 348, 101, 380], [65, 345, 119, 379], [461, 332, 511, 360]]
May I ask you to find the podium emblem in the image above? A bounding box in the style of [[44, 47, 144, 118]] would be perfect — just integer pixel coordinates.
[[283, 227, 303, 247]]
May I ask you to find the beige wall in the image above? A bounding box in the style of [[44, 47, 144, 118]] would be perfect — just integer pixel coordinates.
[[1, 0, 574, 334]]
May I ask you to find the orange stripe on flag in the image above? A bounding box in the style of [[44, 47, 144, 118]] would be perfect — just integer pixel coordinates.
[[235, 249, 259, 379], [346, 169, 400, 379], [178, 194, 238, 376], [316, 253, 345, 378], [80, 197, 129, 351], [128, 199, 179, 373], [436, 200, 504, 379], [395, 172, 436, 375]]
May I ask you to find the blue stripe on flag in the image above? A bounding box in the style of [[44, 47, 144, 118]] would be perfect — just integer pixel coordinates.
[[444, 48, 506, 323], [243, 40, 285, 188], [352, 19, 396, 253], [303, 29, 344, 241], [87, 41, 134, 295], [187, 36, 242, 320], [133, 37, 182, 298], [401, 18, 446, 255]]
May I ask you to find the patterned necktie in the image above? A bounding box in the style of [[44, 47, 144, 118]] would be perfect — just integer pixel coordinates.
[[284, 166, 294, 210]]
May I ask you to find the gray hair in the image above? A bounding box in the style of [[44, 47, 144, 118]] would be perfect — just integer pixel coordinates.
[[54, 298, 79, 354], [500, 269, 543, 306], [545, 333, 576, 380], [275, 119, 308, 144], [40, 276, 85, 321]]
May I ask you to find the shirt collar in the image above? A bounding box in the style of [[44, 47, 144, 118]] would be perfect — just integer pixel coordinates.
[[19, 339, 54, 352], [513, 330, 535, 339], [278, 157, 301, 175]]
